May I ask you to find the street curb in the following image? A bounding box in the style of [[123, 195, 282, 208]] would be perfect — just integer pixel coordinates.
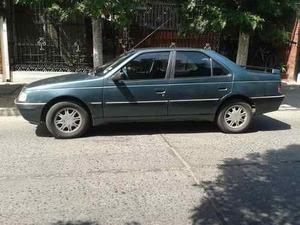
[[0, 107, 20, 117]]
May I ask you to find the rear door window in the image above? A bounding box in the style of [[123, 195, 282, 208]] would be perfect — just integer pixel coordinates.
[[212, 60, 230, 76], [174, 51, 212, 78]]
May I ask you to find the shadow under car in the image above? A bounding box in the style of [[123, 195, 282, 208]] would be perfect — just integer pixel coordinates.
[[35, 115, 291, 138]]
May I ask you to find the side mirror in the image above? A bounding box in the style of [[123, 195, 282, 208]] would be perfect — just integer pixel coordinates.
[[112, 71, 125, 82]]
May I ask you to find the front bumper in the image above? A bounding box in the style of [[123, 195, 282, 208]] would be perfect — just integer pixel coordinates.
[[251, 95, 285, 114], [15, 100, 46, 124]]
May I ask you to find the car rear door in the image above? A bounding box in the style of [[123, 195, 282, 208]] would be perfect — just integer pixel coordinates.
[[168, 51, 233, 116], [103, 51, 171, 118]]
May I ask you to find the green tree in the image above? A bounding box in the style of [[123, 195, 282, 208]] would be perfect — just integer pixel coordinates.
[[15, 0, 141, 67], [180, 0, 299, 66]]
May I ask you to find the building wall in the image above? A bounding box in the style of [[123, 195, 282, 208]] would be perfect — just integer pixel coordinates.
[[286, 19, 300, 81], [0, 45, 2, 74]]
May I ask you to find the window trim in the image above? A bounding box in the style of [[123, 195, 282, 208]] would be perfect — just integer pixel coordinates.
[[210, 58, 213, 77], [111, 50, 172, 82]]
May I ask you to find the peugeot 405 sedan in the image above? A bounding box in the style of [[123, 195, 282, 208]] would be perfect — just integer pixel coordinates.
[[15, 48, 285, 138]]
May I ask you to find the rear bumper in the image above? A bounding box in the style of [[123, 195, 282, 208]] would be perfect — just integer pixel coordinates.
[[251, 95, 285, 114], [15, 100, 45, 124]]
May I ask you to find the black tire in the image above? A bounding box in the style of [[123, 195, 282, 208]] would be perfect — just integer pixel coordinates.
[[46, 101, 90, 139], [217, 101, 253, 133]]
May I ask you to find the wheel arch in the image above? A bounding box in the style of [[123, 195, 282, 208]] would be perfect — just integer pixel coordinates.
[[41, 96, 92, 122], [214, 94, 255, 121]]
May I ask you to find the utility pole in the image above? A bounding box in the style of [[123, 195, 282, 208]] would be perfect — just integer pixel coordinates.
[[0, 0, 11, 82]]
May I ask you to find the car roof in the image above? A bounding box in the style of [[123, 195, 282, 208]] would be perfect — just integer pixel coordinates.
[[132, 47, 218, 58], [133, 47, 207, 52]]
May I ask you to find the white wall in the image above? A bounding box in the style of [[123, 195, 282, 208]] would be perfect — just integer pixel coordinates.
[[12, 71, 74, 83], [0, 16, 10, 82]]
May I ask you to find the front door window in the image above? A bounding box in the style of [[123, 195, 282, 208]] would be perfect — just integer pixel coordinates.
[[121, 52, 170, 80]]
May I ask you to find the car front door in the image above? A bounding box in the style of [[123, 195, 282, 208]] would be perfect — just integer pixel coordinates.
[[103, 51, 171, 118], [168, 51, 233, 116]]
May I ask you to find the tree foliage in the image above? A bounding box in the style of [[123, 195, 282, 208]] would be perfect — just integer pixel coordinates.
[[15, 0, 142, 26], [180, 0, 299, 44]]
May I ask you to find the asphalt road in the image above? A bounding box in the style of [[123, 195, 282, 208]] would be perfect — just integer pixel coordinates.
[[0, 109, 300, 225]]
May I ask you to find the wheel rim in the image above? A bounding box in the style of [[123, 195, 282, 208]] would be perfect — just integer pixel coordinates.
[[224, 105, 248, 129], [54, 107, 82, 133]]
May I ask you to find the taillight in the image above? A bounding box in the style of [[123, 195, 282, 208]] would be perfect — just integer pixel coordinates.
[[278, 82, 282, 94]]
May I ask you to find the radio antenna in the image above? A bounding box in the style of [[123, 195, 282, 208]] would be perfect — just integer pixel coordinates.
[[130, 18, 171, 51]]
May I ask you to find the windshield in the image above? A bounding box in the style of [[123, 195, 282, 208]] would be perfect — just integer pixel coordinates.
[[94, 51, 135, 76]]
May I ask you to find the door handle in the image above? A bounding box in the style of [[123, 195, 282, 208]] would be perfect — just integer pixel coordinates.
[[218, 87, 228, 92], [155, 90, 166, 96]]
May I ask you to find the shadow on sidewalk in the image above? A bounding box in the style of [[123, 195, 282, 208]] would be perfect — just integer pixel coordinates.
[[0, 83, 24, 108], [282, 85, 300, 109], [191, 144, 300, 225]]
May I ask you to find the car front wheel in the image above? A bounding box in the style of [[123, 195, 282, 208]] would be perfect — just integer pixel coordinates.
[[46, 101, 90, 139], [217, 101, 253, 133]]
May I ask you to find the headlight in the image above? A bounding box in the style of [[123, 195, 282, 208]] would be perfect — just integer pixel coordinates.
[[18, 91, 27, 102]]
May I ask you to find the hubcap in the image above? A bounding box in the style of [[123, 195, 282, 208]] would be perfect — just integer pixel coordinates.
[[224, 105, 248, 128], [54, 108, 82, 133]]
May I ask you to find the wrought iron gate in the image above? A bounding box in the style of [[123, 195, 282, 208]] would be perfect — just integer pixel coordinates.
[[7, 2, 221, 72], [8, 3, 93, 72]]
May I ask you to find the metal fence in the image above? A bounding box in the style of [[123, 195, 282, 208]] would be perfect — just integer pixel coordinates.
[[7, 1, 221, 72], [7, 2, 93, 72]]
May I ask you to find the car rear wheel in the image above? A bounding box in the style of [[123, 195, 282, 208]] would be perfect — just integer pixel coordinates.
[[46, 101, 90, 139], [217, 101, 253, 133]]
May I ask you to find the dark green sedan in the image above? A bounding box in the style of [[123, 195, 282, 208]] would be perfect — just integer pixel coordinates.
[[15, 48, 284, 138]]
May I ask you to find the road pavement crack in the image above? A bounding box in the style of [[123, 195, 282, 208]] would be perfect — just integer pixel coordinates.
[[160, 134, 229, 225], [160, 134, 199, 185]]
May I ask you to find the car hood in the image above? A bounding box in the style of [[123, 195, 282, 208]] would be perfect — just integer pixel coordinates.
[[26, 73, 99, 89]]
